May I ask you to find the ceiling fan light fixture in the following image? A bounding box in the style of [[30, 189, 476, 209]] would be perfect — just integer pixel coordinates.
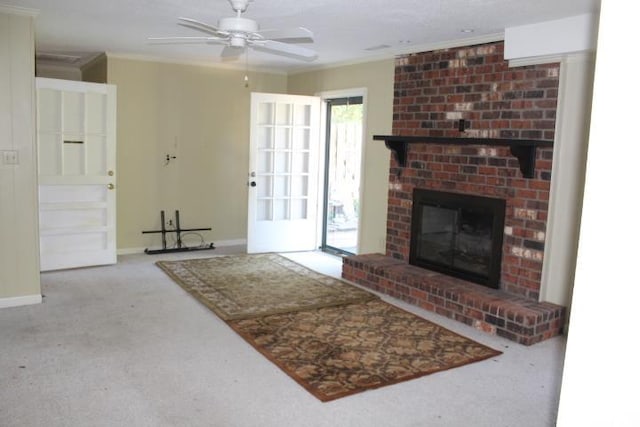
[[229, 35, 246, 48]]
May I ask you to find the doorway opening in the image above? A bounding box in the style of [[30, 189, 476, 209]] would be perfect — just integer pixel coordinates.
[[321, 96, 363, 255]]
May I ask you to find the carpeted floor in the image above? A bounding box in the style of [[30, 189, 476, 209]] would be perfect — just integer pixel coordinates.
[[0, 250, 567, 426], [157, 253, 501, 401]]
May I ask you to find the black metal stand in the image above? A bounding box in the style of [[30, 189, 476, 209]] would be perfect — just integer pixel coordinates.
[[142, 210, 215, 254]]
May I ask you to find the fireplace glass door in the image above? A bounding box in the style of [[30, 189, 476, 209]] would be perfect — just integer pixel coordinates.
[[410, 190, 505, 288]]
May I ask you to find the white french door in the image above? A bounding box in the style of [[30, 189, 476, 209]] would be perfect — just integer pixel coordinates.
[[36, 78, 117, 271], [247, 92, 321, 253]]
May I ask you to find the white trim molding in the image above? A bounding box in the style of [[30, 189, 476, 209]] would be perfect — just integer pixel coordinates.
[[0, 5, 39, 16], [0, 294, 42, 309], [540, 53, 596, 310]]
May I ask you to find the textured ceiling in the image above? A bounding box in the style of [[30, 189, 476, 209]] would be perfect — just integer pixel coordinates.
[[4, 0, 600, 72]]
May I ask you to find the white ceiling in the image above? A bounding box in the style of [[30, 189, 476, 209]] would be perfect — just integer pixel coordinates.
[[4, 0, 600, 73]]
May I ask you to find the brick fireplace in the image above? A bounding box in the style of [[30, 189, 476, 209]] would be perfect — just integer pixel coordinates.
[[342, 41, 566, 345]]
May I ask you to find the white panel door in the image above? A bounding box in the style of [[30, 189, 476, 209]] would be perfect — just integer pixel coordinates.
[[247, 92, 321, 253], [36, 78, 117, 271]]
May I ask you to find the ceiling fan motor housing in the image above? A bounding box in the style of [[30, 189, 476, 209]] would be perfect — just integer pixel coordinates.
[[218, 17, 259, 33]]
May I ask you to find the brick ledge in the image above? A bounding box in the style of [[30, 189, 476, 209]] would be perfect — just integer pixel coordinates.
[[342, 254, 565, 346]]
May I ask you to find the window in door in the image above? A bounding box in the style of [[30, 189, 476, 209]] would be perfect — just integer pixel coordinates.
[[321, 96, 363, 255]]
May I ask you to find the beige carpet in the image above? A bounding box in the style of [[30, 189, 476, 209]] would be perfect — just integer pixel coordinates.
[[157, 253, 501, 401], [156, 253, 376, 320]]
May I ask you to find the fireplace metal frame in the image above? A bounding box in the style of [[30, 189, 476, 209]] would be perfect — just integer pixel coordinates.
[[409, 189, 506, 288]]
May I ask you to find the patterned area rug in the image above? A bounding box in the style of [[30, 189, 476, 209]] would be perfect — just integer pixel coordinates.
[[156, 254, 376, 320], [157, 254, 501, 401], [229, 299, 502, 401]]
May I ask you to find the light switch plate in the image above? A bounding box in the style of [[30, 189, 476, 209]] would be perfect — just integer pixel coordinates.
[[2, 150, 19, 165]]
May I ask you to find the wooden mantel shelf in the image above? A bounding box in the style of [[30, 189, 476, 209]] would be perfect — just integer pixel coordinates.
[[373, 135, 553, 179]]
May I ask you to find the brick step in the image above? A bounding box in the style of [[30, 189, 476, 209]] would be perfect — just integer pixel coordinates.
[[342, 254, 565, 346]]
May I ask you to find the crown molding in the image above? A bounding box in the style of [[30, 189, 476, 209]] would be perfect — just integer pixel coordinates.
[[105, 51, 288, 75], [508, 51, 596, 68], [0, 4, 39, 16]]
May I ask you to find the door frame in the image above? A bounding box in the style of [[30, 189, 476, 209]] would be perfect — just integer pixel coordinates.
[[315, 88, 368, 255]]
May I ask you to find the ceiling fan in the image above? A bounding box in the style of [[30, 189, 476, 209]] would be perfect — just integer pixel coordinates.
[[149, 0, 317, 61]]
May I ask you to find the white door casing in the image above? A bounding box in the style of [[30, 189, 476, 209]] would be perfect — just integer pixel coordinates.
[[36, 78, 117, 271], [247, 92, 321, 253]]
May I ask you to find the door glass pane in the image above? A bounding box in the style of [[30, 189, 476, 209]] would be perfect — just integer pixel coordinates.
[[293, 128, 310, 150], [275, 128, 291, 149], [291, 176, 308, 197], [258, 103, 274, 125], [292, 152, 309, 173], [291, 199, 307, 219], [257, 200, 272, 221], [257, 151, 273, 173], [274, 176, 290, 197], [257, 176, 272, 197], [294, 105, 311, 126], [275, 152, 290, 173], [276, 104, 291, 125], [323, 100, 363, 255], [258, 127, 273, 149], [274, 199, 289, 220]]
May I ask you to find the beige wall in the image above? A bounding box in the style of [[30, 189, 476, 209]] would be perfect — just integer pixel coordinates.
[[287, 59, 394, 254], [0, 9, 41, 304], [82, 53, 108, 83], [107, 57, 287, 251]]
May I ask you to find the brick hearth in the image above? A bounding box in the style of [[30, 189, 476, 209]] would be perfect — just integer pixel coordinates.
[[342, 41, 566, 345], [343, 254, 565, 345]]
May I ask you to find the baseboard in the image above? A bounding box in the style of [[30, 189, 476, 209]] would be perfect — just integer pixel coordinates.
[[215, 239, 247, 247], [117, 239, 247, 255], [117, 247, 146, 255], [0, 294, 42, 309]]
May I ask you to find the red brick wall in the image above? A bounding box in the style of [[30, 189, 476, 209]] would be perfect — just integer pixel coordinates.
[[387, 42, 559, 301]]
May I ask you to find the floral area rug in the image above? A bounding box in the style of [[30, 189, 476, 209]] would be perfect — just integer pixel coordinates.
[[229, 299, 501, 401], [157, 254, 501, 401], [156, 254, 376, 320]]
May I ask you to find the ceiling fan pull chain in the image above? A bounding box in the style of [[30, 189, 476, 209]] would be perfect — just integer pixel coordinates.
[[244, 48, 250, 88]]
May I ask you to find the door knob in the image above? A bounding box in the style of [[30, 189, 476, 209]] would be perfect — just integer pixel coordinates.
[[250, 181, 256, 187], [107, 183, 115, 190]]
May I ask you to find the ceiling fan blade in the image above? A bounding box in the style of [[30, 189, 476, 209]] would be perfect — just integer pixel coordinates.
[[178, 17, 229, 37], [254, 27, 314, 42], [252, 40, 318, 61], [147, 36, 226, 45], [221, 45, 245, 58]]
